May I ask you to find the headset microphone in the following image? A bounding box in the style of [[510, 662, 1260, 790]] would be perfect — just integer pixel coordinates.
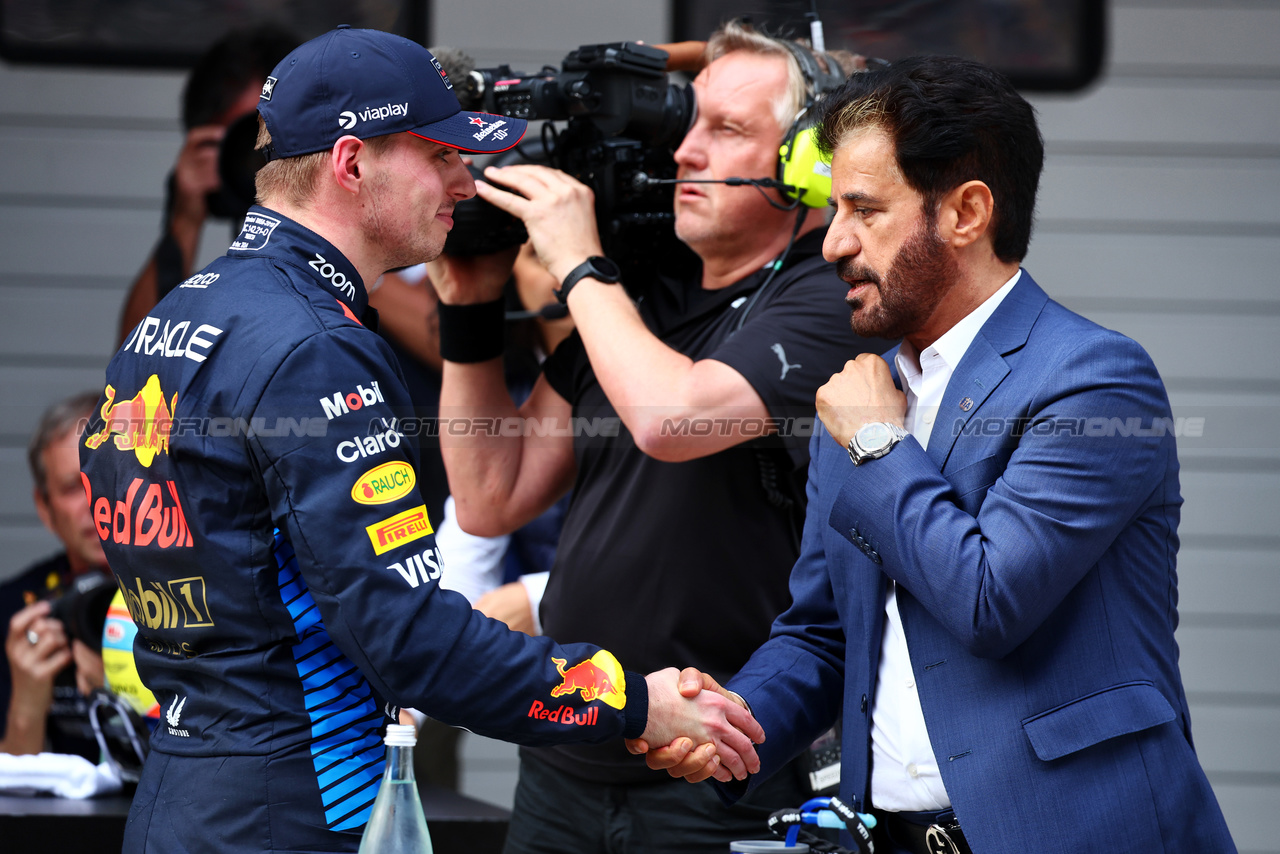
[[632, 172, 800, 208]]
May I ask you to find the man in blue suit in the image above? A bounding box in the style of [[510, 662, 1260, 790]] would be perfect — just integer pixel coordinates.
[[636, 55, 1235, 853]]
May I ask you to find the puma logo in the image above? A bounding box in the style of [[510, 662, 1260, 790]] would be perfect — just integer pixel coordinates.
[[772, 343, 801, 380]]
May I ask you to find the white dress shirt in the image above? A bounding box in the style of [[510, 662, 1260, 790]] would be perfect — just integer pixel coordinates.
[[868, 270, 1020, 811]]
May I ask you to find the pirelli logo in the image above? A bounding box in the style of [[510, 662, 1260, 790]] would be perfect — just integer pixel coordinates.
[[366, 504, 433, 555]]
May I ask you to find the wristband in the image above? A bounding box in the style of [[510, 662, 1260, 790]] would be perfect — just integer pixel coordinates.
[[438, 299, 505, 363]]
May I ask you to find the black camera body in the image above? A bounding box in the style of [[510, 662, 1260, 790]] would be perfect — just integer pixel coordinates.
[[446, 42, 697, 277], [461, 42, 690, 145], [49, 571, 117, 653]]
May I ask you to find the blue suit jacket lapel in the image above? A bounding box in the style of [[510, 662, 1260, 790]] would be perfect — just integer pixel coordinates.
[[929, 271, 1049, 472]]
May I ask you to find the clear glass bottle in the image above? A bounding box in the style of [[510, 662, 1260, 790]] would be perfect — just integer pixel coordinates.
[[358, 724, 434, 854]]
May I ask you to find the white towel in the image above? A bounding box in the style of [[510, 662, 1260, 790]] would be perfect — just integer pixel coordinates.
[[0, 752, 123, 798]]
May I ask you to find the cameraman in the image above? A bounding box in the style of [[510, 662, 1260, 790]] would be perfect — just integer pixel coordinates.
[[1, 392, 109, 758], [435, 21, 891, 853], [117, 26, 297, 343]]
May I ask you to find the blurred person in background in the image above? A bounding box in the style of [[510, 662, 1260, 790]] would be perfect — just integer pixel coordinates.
[[117, 25, 298, 343], [1, 392, 109, 758]]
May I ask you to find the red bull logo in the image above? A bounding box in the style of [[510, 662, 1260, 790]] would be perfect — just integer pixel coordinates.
[[549, 652, 626, 709], [84, 475, 193, 549], [84, 375, 177, 468], [527, 700, 599, 727]]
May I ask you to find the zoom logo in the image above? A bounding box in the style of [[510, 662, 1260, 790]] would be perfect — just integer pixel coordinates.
[[309, 253, 356, 299], [339, 111, 358, 130]]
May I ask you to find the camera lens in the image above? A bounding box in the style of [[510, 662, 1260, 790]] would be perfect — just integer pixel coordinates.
[[49, 572, 118, 652]]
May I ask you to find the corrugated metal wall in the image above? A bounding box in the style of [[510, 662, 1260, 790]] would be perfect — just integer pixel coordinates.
[[1024, 4, 1280, 850], [0, 0, 1274, 848]]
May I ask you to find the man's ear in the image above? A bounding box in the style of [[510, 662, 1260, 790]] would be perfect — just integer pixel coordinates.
[[936, 180, 994, 250], [331, 135, 369, 194]]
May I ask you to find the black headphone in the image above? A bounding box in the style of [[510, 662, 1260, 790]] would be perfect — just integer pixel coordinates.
[[775, 39, 847, 208]]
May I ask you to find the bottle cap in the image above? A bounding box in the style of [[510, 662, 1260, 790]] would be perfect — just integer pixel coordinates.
[[384, 724, 418, 747]]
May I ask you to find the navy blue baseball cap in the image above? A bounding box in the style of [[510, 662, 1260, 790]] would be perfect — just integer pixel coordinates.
[[257, 26, 525, 159]]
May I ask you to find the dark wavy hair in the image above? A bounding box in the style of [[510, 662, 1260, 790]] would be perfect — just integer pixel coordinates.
[[816, 55, 1043, 263], [183, 25, 298, 130]]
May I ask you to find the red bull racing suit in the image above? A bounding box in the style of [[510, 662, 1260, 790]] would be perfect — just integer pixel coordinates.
[[80, 207, 648, 852]]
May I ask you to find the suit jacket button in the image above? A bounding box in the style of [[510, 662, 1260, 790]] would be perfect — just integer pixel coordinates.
[[860, 694, 868, 713]]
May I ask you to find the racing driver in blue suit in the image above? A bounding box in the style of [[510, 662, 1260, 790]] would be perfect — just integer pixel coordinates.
[[81, 27, 760, 853]]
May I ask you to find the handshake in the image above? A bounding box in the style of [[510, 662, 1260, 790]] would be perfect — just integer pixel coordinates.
[[632, 667, 764, 784]]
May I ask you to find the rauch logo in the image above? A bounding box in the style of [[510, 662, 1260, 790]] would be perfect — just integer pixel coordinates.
[[351, 461, 416, 505]]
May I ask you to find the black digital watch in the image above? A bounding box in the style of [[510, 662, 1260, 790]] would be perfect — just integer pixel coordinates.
[[555, 256, 622, 304]]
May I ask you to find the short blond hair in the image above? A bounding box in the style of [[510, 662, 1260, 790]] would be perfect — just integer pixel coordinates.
[[254, 118, 328, 206], [253, 119, 398, 206], [704, 19, 856, 132]]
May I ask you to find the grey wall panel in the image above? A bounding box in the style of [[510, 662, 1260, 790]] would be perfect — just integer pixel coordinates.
[[0, 366, 106, 440], [1179, 471, 1280, 540], [1208, 783, 1273, 854], [1030, 84, 1280, 149], [0, 63, 184, 124], [456, 733, 519, 811], [1191, 705, 1280, 776], [0, 126, 180, 201], [1023, 232, 1280, 304], [1165, 391, 1280, 459], [1178, 549, 1280, 617], [0, 448, 38, 519], [0, 287, 125, 360], [1038, 155, 1280, 227], [2, 205, 164, 278], [1111, 5, 1280, 72], [1075, 312, 1280, 385], [1178, 625, 1280, 697], [434, 0, 668, 56], [0, 205, 235, 281]]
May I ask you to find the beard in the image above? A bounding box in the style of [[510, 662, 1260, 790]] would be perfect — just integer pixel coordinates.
[[837, 217, 958, 341], [362, 167, 450, 271]]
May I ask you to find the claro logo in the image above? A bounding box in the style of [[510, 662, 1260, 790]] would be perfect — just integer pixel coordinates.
[[352, 461, 416, 505], [366, 504, 433, 555], [337, 418, 403, 463]]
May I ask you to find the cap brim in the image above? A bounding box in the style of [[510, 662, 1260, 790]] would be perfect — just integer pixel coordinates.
[[408, 110, 527, 154]]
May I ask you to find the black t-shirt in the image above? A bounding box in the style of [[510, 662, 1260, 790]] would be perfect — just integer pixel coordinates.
[[0, 553, 103, 761], [533, 228, 894, 782]]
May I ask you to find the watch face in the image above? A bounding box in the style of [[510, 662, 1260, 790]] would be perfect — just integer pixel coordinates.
[[590, 256, 622, 282], [859, 422, 892, 452]]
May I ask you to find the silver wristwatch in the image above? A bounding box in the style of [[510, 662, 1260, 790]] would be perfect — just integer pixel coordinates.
[[847, 422, 907, 465]]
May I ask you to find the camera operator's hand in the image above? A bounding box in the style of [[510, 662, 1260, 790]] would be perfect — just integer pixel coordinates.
[[71, 639, 105, 698], [2, 601, 72, 754], [171, 124, 226, 235], [476, 165, 605, 284], [428, 244, 521, 306]]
